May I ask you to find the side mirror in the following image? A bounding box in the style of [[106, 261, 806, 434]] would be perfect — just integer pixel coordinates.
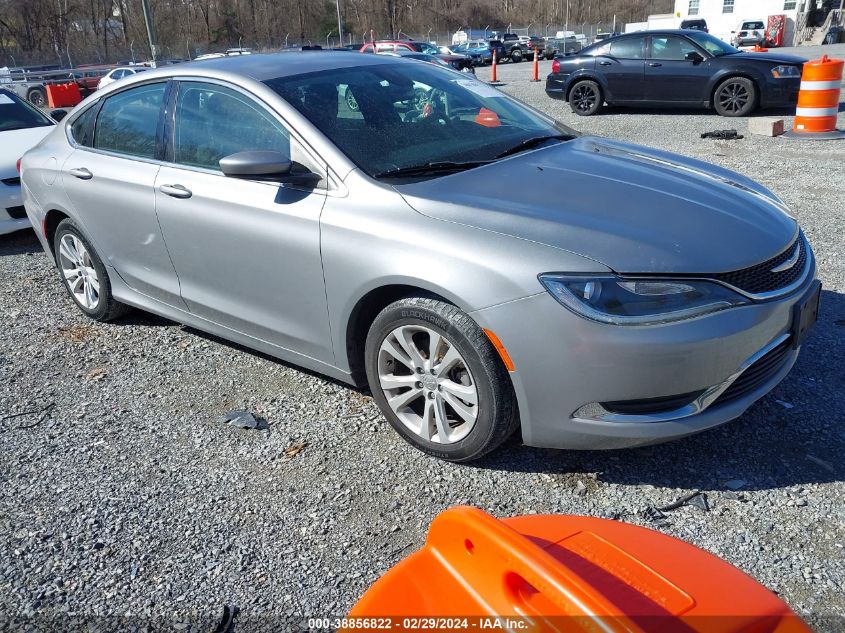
[[685, 51, 704, 63], [219, 150, 320, 186], [50, 109, 68, 122]]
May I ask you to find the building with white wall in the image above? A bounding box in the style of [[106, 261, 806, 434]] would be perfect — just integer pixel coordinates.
[[672, 0, 809, 45]]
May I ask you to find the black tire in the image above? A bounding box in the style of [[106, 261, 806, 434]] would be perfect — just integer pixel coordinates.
[[27, 87, 46, 108], [569, 79, 603, 116], [364, 297, 518, 462], [510, 49, 523, 63], [53, 219, 131, 322], [713, 76, 757, 117]]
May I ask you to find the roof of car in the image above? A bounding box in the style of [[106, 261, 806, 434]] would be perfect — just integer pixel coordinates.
[[613, 29, 711, 37], [163, 51, 406, 81]]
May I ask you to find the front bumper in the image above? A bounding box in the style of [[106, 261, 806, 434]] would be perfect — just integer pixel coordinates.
[[472, 266, 816, 450], [762, 76, 801, 109]]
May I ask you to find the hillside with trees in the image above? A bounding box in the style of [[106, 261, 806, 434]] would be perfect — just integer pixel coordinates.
[[0, 0, 672, 66]]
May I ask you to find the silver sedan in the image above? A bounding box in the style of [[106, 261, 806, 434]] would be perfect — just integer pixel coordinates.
[[20, 52, 819, 461]]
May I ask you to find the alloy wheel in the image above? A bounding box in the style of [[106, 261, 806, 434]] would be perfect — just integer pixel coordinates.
[[28, 90, 45, 107], [718, 82, 750, 114], [345, 88, 359, 112], [58, 233, 100, 310], [572, 84, 598, 113], [377, 325, 478, 444]]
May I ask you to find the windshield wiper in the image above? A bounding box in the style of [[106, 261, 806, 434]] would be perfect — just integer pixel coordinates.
[[495, 134, 573, 159], [374, 160, 492, 179]]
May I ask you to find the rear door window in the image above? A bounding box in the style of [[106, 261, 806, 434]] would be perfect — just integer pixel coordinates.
[[610, 37, 645, 59], [70, 104, 99, 147], [94, 82, 166, 159]]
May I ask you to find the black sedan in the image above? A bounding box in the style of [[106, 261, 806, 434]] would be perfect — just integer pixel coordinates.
[[546, 30, 805, 117]]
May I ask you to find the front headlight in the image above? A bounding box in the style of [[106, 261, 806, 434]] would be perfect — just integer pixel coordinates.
[[771, 65, 801, 78], [538, 275, 749, 325]]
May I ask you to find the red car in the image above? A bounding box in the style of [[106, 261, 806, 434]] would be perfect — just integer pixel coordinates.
[[360, 40, 439, 55], [72, 65, 115, 96]]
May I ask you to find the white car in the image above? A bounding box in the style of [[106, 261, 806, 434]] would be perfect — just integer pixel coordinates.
[[732, 20, 766, 47], [96, 66, 148, 90], [0, 88, 56, 235]]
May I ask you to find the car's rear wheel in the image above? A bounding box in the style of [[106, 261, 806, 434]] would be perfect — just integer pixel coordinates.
[[364, 297, 518, 462], [713, 77, 757, 117], [27, 87, 46, 107], [54, 219, 131, 322], [510, 49, 523, 63], [569, 80, 603, 116]]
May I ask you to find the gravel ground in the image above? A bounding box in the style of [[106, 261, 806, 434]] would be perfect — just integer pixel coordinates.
[[2, 44, 845, 630]]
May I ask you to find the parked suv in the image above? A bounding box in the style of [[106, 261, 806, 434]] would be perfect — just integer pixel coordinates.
[[732, 20, 766, 47], [680, 18, 709, 32], [487, 39, 507, 63]]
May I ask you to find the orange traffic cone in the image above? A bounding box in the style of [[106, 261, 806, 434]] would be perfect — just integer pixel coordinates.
[[785, 55, 845, 140], [343, 506, 811, 633]]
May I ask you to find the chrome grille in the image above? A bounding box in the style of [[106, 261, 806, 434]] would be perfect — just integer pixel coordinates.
[[709, 235, 807, 295]]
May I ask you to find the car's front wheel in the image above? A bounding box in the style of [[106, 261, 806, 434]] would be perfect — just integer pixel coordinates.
[[54, 219, 131, 321], [713, 77, 757, 117], [510, 49, 523, 63], [569, 79, 603, 116], [364, 297, 518, 462]]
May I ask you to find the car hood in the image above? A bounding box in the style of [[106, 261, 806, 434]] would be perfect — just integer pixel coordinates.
[[396, 136, 798, 274], [0, 125, 54, 178], [727, 51, 806, 64]]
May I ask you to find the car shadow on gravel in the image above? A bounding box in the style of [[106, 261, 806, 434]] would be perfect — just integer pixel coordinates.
[[597, 105, 801, 118], [0, 229, 42, 256], [473, 288, 844, 493]]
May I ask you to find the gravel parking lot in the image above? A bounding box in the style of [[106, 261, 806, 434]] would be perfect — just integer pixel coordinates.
[[2, 44, 844, 630]]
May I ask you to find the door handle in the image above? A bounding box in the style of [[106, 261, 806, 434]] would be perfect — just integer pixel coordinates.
[[598, 60, 611, 66], [159, 184, 192, 199], [68, 167, 92, 180], [648, 62, 662, 67]]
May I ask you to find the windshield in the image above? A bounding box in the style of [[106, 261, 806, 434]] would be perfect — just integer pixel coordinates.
[[265, 62, 576, 179], [0, 90, 53, 131], [686, 31, 739, 56], [743, 21, 765, 30]]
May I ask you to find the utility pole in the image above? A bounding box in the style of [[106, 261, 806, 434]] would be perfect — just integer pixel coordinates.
[[141, 0, 158, 65], [336, 0, 344, 46]]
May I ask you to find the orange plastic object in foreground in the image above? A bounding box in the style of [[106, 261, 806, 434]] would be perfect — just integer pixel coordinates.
[[344, 506, 810, 633], [791, 55, 844, 135]]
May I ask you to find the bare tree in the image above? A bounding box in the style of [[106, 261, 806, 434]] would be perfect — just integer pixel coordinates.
[[0, 0, 672, 67]]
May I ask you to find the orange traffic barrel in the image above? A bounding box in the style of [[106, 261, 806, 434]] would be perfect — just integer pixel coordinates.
[[344, 506, 811, 633], [785, 54, 844, 140]]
